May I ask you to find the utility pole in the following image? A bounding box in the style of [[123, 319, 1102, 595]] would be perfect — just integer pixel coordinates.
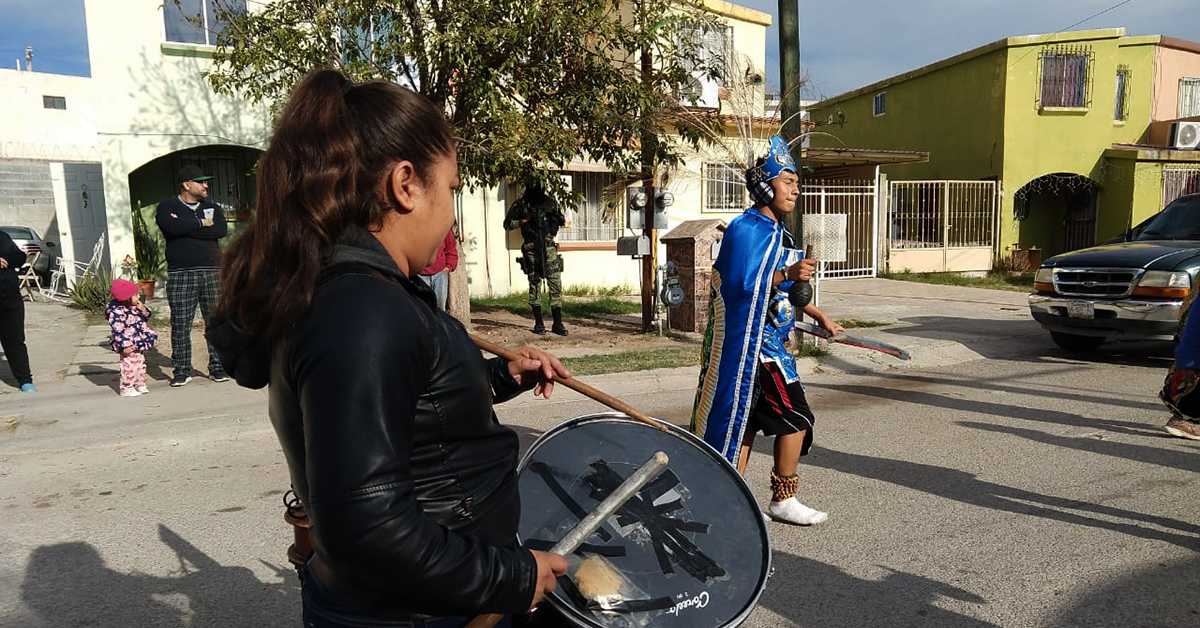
[[640, 37, 658, 333], [778, 0, 803, 241]]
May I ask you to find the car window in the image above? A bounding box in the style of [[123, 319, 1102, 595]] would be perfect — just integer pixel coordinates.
[[1134, 195, 1200, 241], [1, 227, 34, 240]]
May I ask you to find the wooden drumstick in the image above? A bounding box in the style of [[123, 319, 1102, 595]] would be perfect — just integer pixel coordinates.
[[464, 452, 670, 628], [470, 334, 668, 432]]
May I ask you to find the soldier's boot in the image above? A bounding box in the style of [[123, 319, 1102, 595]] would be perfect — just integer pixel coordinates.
[[551, 306, 569, 336], [531, 305, 547, 335]]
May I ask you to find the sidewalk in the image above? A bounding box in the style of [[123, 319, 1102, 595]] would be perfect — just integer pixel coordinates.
[[2, 278, 1045, 402]]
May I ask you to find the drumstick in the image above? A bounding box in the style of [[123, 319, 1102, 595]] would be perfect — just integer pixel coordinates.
[[464, 452, 670, 628], [470, 334, 668, 432]]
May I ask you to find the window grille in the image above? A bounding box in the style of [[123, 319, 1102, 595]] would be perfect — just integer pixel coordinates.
[[1037, 45, 1094, 109], [702, 163, 747, 212], [1180, 78, 1200, 118], [873, 92, 886, 116], [164, 0, 246, 46], [558, 171, 620, 242], [1114, 66, 1130, 121], [675, 23, 731, 80]]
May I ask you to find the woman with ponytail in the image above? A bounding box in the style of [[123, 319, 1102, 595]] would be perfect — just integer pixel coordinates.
[[207, 70, 568, 628]]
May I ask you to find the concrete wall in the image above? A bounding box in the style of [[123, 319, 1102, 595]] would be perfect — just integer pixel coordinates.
[[0, 69, 99, 163], [0, 159, 57, 239]]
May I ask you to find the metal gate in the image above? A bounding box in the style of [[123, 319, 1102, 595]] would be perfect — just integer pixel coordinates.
[[1164, 168, 1200, 206], [799, 179, 878, 279], [888, 180, 1000, 273]]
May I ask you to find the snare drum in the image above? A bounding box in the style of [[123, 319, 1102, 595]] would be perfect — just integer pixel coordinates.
[[517, 413, 771, 628]]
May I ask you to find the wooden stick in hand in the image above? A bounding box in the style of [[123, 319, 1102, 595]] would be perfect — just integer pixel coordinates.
[[469, 334, 667, 432]]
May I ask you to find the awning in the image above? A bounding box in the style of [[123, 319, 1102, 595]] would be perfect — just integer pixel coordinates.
[[800, 147, 930, 168]]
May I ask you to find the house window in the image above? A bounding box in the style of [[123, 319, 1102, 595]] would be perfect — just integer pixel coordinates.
[[164, 0, 246, 46], [702, 163, 747, 212], [1181, 78, 1200, 118], [42, 95, 66, 110], [1038, 45, 1094, 109], [558, 171, 620, 242], [873, 92, 886, 116], [1113, 66, 1130, 121], [676, 23, 731, 78]]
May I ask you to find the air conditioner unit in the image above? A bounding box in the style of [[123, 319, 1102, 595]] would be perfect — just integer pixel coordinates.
[[1172, 121, 1200, 150], [680, 71, 721, 109]]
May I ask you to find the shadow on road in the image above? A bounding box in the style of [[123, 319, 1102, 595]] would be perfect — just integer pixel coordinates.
[[808, 447, 1200, 552], [884, 315, 1177, 368], [18, 524, 298, 628], [761, 551, 1003, 628], [958, 420, 1200, 473], [1047, 554, 1200, 627], [808, 380, 1161, 440]]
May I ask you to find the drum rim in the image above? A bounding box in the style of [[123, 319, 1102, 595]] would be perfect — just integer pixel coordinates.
[[516, 411, 773, 628]]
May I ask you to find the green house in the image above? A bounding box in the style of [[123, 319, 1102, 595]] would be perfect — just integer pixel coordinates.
[[809, 28, 1200, 262]]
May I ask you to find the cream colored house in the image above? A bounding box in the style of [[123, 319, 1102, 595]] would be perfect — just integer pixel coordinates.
[[0, 0, 269, 281], [460, 0, 774, 296], [1, 0, 771, 296]]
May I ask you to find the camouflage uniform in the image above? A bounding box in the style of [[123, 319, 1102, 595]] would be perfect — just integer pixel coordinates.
[[504, 187, 568, 335]]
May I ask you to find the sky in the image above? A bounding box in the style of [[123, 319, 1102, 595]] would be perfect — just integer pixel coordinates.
[[2, 0, 1199, 99]]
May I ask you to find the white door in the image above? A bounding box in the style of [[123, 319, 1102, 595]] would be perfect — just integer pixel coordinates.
[[62, 163, 109, 279]]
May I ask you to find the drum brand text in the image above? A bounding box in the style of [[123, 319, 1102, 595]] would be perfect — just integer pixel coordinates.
[[666, 591, 710, 616]]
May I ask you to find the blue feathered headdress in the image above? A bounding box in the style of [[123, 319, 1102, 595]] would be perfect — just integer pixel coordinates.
[[745, 135, 796, 206]]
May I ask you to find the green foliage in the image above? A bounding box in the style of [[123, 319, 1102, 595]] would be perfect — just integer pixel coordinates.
[[68, 270, 113, 315], [840, 319, 891, 329], [564, 283, 633, 297], [200, 0, 726, 198], [131, 205, 165, 281]]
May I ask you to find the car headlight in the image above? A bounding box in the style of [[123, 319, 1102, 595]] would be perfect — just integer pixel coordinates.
[[1132, 270, 1191, 298], [1138, 270, 1191, 289], [1034, 267, 1054, 284]]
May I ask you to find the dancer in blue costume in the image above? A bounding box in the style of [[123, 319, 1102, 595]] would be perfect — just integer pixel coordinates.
[[691, 136, 844, 525]]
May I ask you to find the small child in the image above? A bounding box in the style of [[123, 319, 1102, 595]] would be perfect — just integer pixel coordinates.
[[107, 279, 158, 397]]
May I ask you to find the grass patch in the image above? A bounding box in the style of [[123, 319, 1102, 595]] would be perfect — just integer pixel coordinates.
[[560, 346, 700, 376], [793, 342, 830, 358], [471, 293, 641, 318], [840, 319, 890, 329], [564, 284, 631, 297], [879, 270, 1034, 292]]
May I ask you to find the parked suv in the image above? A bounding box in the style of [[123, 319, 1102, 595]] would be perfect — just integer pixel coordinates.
[[1029, 193, 1200, 351], [0, 226, 55, 277]]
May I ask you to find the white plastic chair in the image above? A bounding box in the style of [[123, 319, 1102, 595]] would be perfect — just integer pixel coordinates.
[[41, 231, 106, 301], [18, 251, 41, 301]]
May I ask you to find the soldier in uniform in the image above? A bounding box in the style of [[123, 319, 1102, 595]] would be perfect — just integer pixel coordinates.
[[504, 185, 568, 335]]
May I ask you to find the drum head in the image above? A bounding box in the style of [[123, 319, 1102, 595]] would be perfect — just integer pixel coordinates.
[[517, 413, 771, 628]]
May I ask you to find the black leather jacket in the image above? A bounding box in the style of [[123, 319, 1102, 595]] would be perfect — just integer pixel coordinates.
[[208, 228, 537, 618]]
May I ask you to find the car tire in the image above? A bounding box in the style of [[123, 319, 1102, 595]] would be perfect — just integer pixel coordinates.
[[1050, 331, 1106, 352]]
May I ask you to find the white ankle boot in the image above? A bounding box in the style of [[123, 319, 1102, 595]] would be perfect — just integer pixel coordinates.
[[767, 497, 828, 525]]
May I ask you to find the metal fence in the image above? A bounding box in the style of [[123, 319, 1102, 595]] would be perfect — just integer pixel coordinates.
[[799, 179, 878, 279], [1164, 168, 1200, 207], [889, 181, 999, 249]]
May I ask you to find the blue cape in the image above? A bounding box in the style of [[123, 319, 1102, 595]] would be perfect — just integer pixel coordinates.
[[691, 208, 800, 463]]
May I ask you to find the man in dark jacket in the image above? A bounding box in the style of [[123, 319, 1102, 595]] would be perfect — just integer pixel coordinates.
[[0, 230, 36, 392], [156, 164, 229, 387]]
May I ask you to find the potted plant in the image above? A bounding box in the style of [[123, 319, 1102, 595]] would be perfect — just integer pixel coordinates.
[[131, 204, 164, 299]]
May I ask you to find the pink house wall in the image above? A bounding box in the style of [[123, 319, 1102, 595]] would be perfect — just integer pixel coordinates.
[[1153, 40, 1200, 121]]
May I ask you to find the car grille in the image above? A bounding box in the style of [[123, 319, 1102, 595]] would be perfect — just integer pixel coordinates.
[[1053, 268, 1139, 298]]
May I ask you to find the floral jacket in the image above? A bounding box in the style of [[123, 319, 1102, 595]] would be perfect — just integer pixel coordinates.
[[106, 300, 158, 353]]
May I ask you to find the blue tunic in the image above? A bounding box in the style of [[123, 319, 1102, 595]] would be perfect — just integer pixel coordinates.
[[691, 208, 801, 463]]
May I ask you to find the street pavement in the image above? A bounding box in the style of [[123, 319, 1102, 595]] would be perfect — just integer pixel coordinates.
[[1, 279, 1197, 628]]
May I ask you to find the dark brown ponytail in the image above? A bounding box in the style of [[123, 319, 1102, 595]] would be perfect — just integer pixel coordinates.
[[215, 70, 455, 341]]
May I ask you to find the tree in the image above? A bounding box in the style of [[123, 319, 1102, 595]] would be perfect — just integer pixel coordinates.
[[201, 0, 725, 195]]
